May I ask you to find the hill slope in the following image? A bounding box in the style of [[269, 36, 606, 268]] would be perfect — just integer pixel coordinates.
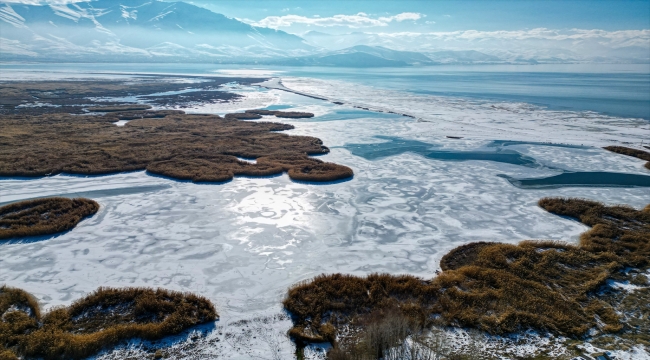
[[0, 0, 313, 61]]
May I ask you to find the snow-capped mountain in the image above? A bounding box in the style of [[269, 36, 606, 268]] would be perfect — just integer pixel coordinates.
[[1, 1, 647, 64], [0, 0, 314, 61]]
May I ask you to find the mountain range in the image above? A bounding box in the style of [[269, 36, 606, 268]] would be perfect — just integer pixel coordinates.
[[1, 0, 648, 65], [0, 0, 312, 61]]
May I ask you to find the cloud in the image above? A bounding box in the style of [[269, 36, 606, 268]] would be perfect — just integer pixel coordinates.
[[253, 12, 423, 29], [1, 0, 86, 3], [375, 28, 650, 46], [351, 28, 650, 56]]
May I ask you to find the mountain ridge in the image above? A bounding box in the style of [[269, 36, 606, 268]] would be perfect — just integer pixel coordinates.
[[0, 0, 313, 61]]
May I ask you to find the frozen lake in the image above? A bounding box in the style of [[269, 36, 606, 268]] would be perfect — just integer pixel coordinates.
[[1, 68, 649, 358]]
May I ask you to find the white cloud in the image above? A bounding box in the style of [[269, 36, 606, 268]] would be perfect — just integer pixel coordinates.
[[1, 0, 86, 4], [374, 28, 650, 46], [253, 12, 423, 29], [329, 28, 650, 59]]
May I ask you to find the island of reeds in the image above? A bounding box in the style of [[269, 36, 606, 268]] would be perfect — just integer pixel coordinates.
[[283, 197, 650, 357], [0, 198, 99, 240], [0, 286, 217, 359], [604, 145, 650, 170], [0, 110, 352, 183], [0, 79, 262, 115]]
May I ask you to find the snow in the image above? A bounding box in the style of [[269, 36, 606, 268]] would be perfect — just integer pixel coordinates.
[[1, 74, 649, 358], [276, 77, 650, 148]]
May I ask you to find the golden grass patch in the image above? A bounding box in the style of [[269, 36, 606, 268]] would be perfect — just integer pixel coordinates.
[[86, 105, 152, 112], [224, 110, 315, 121], [603, 145, 650, 170], [0, 286, 216, 360], [0, 198, 99, 240], [0, 110, 352, 182], [283, 198, 650, 350]]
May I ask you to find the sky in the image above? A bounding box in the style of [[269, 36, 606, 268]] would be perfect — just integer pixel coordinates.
[[2, 0, 649, 60], [6, 0, 649, 34], [186, 0, 650, 35]]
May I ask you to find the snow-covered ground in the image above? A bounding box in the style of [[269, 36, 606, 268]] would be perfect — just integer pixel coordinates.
[[1, 75, 649, 358]]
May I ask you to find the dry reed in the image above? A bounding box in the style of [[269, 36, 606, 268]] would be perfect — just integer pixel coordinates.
[[0, 286, 216, 359], [603, 146, 650, 170], [0, 110, 352, 182], [283, 198, 650, 350], [86, 105, 152, 112], [224, 110, 315, 121], [0, 198, 99, 240]]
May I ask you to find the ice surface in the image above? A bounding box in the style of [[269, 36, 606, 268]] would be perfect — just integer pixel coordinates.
[[278, 77, 650, 147], [1, 75, 649, 358]]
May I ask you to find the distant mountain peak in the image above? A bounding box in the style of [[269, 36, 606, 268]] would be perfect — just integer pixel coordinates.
[[0, 0, 313, 61]]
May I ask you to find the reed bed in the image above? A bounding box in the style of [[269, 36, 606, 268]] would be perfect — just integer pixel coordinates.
[[603, 145, 650, 170], [86, 105, 152, 112], [283, 198, 650, 351], [245, 109, 315, 118], [0, 110, 352, 182], [0, 79, 264, 116], [224, 110, 315, 121], [0, 198, 99, 240], [0, 286, 217, 360]]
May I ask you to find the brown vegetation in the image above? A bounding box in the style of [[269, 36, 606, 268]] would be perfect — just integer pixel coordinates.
[[327, 310, 486, 360], [0, 79, 264, 115], [224, 109, 315, 121], [0, 198, 99, 240], [283, 198, 650, 352], [86, 105, 152, 112], [0, 286, 217, 359], [603, 145, 650, 170], [0, 110, 352, 182], [246, 109, 315, 119]]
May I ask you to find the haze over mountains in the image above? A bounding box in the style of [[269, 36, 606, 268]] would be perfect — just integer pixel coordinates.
[[1, 0, 648, 65]]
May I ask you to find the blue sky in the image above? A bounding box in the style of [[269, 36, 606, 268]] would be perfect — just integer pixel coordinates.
[[188, 0, 650, 34], [3, 0, 648, 58]]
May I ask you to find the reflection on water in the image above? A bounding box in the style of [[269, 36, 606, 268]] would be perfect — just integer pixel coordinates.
[[500, 172, 650, 189]]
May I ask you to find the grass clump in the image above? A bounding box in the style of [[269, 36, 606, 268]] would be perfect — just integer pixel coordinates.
[[0, 286, 40, 359], [284, 198, 650, 354], [258, 153, 353, 182], [0, 110, 352, 182], [603, 145, 650, 170], [328, 310, 488, 360], [224, 110, 315, 120], [0, 286, 217, 360], [86, 105, 152, 112], [0, 198, 99, 240], [0, 79, 264, 116], [245, 110, 315, 119]]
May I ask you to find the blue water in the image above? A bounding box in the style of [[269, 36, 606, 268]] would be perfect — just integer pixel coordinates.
[[500, 172, 650, 189], [286, 65, 650, 120], [344, 136, 650, 189], [344, 136, 540, 167], [2, 63, 649, 120]]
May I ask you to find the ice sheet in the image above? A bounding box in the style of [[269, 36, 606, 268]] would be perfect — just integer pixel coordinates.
[[1, 76, 649, 358]]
